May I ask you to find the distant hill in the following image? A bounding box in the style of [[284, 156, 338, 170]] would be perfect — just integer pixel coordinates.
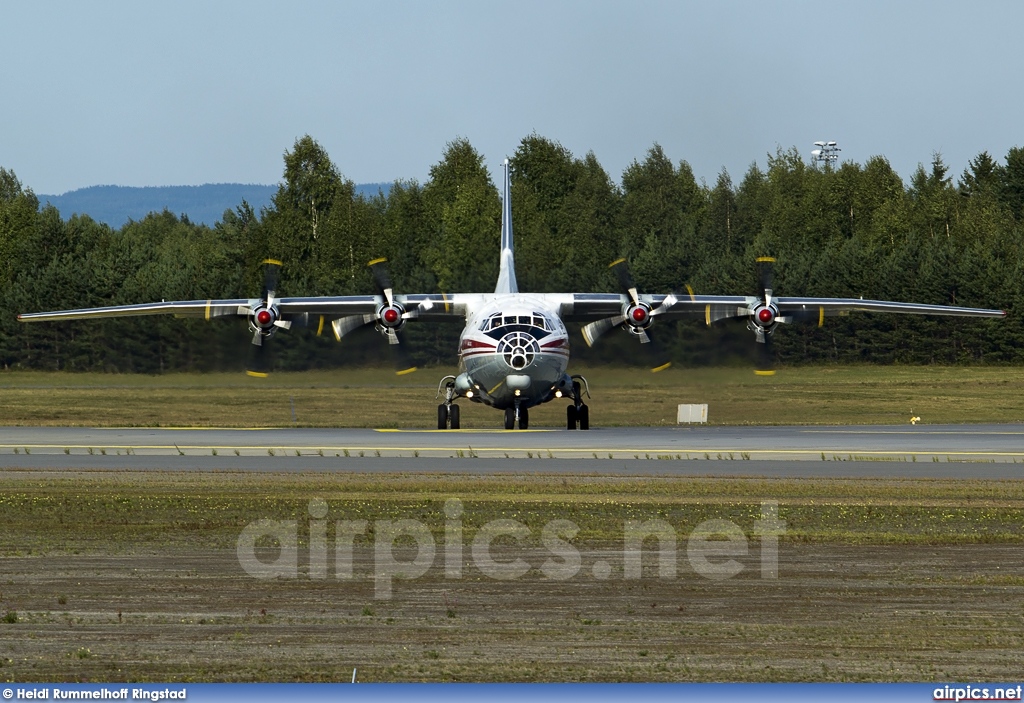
[[37, 182, 392, 228]]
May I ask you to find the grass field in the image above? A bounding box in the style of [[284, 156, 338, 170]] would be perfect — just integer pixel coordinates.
[[1, 364, 1023, 427], [1, 366, 1022, 682], [0, 471, 1022, 682]]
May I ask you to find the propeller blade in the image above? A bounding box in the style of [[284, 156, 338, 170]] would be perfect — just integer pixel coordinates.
[[582, 315, 626, 347], [284, 312, 328, 335], [650, 294, 677, 317], [609, 258, 635, 292], [386, 328, 417, 375], [368, 257, 395, 307], [755, 334, 775, 376], [645, 332, 673, 372], [262, 259, 282, 304], [756, 256, 774, 302], [246, 336, 270, 377], [331, 314, 376, 341], [706, 303, 750, 325], [778, 307, 825, 326]]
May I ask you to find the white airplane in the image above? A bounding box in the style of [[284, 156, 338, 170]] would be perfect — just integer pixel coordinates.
[[18, 160, 1007, 430]]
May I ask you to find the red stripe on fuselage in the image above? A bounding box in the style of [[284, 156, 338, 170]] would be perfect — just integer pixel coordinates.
[[460, 339, 497, 351]]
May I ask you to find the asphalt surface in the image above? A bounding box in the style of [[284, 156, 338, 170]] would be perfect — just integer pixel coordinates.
[[0, 424, 1022, 477]]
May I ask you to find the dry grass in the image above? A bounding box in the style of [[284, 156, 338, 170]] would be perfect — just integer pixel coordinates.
[[0, 471, 1022, 682], [1, 364, 1022, 427]]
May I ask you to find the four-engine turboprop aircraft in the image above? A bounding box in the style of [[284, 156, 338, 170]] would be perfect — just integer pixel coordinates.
[[18, 160, 1007, 430]]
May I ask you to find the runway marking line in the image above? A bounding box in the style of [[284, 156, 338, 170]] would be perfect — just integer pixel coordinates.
[[803, 429, 1024, 436], [375, 429, 555, 433], [2, 444, 1024, 460]]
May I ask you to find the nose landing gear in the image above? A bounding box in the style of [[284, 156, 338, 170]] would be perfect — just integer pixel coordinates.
[[566, 376, 590, 430], [504, 402, 529, 430]]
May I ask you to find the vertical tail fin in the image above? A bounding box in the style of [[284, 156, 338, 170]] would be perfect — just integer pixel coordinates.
[[494, 158, 519, 295]]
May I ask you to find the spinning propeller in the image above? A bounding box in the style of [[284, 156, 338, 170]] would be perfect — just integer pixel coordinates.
[[581, 259, 677, 372], [748, 257, 780, 375], [706, 256, 822, 375], [330, 258, 419, 375], [242, 259, 292, 377]]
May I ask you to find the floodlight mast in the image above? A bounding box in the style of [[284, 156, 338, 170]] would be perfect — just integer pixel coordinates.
[[812, 140, 841, 167]]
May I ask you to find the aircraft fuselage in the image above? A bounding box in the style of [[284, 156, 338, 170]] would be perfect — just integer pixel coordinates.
[[455, 294, 572, 410]]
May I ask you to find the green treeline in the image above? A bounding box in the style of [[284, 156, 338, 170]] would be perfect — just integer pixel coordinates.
[[0, 134, 1020, 373]]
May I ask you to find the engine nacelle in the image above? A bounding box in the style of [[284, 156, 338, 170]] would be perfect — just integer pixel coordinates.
[[623, 301, 654, 335], [751, 303, 777, 329], [747, 302, 780, 341], [376, 303, 407, 332], [249, 303, 280, 337]]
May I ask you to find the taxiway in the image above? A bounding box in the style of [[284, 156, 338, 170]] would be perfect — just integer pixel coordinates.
[[0, 424, 1021, 478]]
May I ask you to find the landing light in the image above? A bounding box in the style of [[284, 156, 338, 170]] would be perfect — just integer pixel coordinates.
[[465, 390, 474, 398], [514, 389, 521, 397], [555, 390, 562, 398]]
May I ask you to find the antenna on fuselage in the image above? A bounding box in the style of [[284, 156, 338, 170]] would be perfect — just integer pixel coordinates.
[[494, 158, 519, 295]]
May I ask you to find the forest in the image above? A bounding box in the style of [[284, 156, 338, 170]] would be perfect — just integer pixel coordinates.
[[0, 134, 1021, 373]]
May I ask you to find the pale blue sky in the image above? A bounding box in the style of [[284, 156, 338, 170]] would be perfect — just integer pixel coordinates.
[[2, 0, 1022, 194]]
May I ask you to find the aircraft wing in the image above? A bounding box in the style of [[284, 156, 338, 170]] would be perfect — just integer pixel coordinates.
[[560, 293, 1006, 322], [773, 297, 1007, 318], [17, 293, 473, 324], [17, 299, 255, 322]]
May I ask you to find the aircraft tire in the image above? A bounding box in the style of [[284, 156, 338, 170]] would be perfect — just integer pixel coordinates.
[[437, 404, 448, 430], [566, 405, 578, 429], [504, 406, 515, 430], [519, 406, 529, 430], [579, 404, 590, 430], [450, 404, 461, 430]]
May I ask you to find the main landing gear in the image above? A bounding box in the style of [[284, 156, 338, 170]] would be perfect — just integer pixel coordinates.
[[566, 376, 590, 430], [436, 376, 460, 429]]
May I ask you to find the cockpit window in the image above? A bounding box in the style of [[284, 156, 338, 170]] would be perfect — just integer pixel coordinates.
[[480, 311, 553, 339]]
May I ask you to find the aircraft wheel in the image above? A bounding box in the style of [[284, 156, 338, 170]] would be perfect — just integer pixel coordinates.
[[449, 404, 461, 430], [437, 404, 448, 430], [579, 404, 590, 430], [566, 405, 578, 430], [504, 406, 515, 430], [519, 406, 529, 430]]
